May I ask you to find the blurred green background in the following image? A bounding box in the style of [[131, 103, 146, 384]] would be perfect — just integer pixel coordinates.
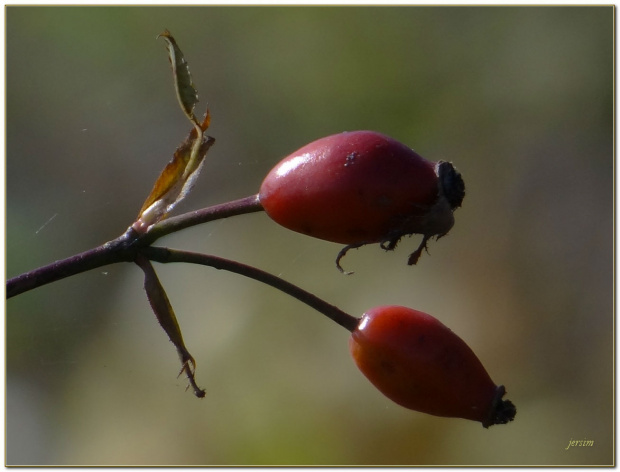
[[6, 6, 613, 466]]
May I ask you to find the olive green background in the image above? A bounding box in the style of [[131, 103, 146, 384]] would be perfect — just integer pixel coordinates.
[[6, 6, 613, 466]]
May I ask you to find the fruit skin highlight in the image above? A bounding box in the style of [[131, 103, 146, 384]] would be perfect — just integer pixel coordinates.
[[349, 305, 516, 427], [258, 130, 465, 266]]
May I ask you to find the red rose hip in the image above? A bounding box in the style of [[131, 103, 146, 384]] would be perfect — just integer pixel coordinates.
[[349, 306, 515, 427], [258, 131, 465, 270]]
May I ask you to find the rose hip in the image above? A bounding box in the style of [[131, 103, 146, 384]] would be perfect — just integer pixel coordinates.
[[258, 131, 464, 270], [349, 305, 515, 427]]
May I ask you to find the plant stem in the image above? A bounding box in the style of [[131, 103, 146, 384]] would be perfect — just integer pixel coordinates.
[[142, 194, 263, 245], [6, 195, 265, 298], [141, 246, 360, 333], [6, 229, 137, 299]]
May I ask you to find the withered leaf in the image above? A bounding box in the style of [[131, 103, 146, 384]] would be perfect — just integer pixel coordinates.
[[132, 32, 214, 233], [136, 112, 213, 228], [136, 254, 206, 398], [134, 114, 213, 233]]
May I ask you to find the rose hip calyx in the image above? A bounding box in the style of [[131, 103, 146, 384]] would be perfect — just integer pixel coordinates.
[[337, 159, 465, 271]]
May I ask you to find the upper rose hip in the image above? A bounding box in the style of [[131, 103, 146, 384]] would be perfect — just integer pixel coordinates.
[[258, 131, 464, 268]]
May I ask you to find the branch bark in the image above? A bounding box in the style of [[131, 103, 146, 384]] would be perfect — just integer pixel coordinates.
[[142, 246, 360, 333], [6, 230, 136, 298], [6, 195, 264, 298]]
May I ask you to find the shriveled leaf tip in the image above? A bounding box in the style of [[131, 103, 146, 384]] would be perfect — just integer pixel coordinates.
[[157, 29, 172, 39]]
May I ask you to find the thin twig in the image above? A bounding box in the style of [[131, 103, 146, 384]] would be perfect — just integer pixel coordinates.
[[141, 246, 360, 333], [6, 229, 137, 299], [6, 195, 264, 298], [141, 194, 263, 245]]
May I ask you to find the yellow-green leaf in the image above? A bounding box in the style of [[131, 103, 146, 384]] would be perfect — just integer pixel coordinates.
[[158, 29, 199, 124]]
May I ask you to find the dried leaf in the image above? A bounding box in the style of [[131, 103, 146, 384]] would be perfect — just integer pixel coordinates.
[[134, 112, 214, 232], [132, 32, 214, 233], [136, 254, 206, 398], [158, 29, 199, 124]]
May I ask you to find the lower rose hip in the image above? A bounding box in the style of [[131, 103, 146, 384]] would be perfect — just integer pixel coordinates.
[[349, 305, 515, 427]]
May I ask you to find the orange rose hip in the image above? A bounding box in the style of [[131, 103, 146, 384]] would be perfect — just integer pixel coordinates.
[[349, 305, 515, 427]]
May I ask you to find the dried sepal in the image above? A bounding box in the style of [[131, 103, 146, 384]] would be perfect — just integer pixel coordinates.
[[135, 254, 206, 398]]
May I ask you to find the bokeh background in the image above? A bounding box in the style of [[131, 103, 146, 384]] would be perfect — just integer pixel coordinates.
[[6, 6, 613, 466]]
